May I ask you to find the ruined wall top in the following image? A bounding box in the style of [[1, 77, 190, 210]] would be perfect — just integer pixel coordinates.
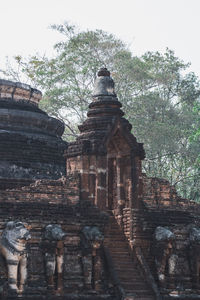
[[0, 79, 42, 106]]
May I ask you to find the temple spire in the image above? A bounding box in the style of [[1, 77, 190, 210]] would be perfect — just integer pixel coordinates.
[[86, 67, 122, 120], [93, 67, 116, 98]]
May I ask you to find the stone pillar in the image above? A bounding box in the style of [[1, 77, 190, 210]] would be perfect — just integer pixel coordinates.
[[131, 156, 143, 209], [96, 156, 107, 210], [116, 156, 125, 227], [80, 155, 90, 201], [88, 155, 96, 204]]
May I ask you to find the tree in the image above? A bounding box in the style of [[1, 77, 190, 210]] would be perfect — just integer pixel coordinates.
[[2, 22, 200, 201], [118, 50, 200, 201], [3, 23, 129, 137]]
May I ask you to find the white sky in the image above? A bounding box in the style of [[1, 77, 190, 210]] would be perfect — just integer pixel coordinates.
[[0, 0, 200, 77]]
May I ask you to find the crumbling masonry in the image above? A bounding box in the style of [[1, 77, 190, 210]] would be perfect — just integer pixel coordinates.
[[0, 69, 200, 300]]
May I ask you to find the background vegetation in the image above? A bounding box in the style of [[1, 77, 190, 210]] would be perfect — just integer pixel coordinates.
[[2, 22, 200, 201]]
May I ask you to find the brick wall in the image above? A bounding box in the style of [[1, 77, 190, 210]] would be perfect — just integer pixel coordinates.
[[0, 174, 80, 205], [0, 199, 109, 296], [142, 175, 200, 211]]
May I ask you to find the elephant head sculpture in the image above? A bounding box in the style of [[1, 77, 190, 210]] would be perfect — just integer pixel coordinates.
[[0, 221, 31, 294]]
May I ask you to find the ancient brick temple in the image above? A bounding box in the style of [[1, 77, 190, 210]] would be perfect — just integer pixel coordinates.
[[0, 69, 200, 300]]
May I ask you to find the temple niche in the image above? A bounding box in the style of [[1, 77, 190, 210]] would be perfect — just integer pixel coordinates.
[[0, 69, 200, 300]]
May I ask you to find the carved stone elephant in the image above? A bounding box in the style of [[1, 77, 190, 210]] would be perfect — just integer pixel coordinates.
[[42, 224, 66, 293], [0, 221, 31, 294], [154, 226, 175, 286], [81, 226, 104, 291], [188, 225, 200, 288]]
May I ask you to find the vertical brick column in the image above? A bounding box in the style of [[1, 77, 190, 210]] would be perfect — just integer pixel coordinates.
[[131, 155, 143, 209], [116, 156, 125, 208], [88, 155, 97, 204], [80, 155, 90, 201], [96, 156, 107, 210], [116, 156, 126, 226], [67, 155, 97, 204], [137, 157, 143, 205]]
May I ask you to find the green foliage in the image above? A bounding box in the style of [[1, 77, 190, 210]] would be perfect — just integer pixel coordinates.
[[2, 22, 200, 201]]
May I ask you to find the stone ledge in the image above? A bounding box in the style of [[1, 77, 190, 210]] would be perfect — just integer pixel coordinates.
[[3, 294, 114, 300], [0, 79, 42, 106]]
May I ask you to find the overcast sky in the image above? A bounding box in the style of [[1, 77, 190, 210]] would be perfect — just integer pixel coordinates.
[[1, 0, 200, 77]]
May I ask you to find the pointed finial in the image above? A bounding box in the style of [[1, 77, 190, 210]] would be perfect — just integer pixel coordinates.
[[97, 67, 110, 77], [93, 68, 116, 97]]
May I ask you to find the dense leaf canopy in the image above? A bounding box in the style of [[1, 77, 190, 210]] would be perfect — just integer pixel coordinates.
[[2, 22, 200, 201]]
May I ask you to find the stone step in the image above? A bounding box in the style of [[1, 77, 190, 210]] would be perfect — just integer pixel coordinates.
[[106, 229, 123, 233], [123, 286, 153, 293], [106, 234, 125, 237], [108, 230, 124, 235], [109, 250, 130, 255], [117, 273, 142, 279], [117, 273, 141, 278], [114, 268, 137, 274], [131, 297, 155, 300], [111, 255, 131, 260], [122, 281, 150, 288], [118, 273, 143, 279], [115, 266, 138, 272], [105, 243, 128, 248], [105, 237, 127, 241], [120, 276, 142, 281], [107, 248, 129, 253], [105, 240, 127, 244], [105, 238, 127, 242], [105, 215, 154, 299], [114, 268, 138, 274], [111, 252, 131, 257], [126, 294, 154, 298], [114, 261, 137, 266], [104, 238, 126, 242], [111, 259, 132, 264], [108, 249, 130, 253], [124, 283, 149, 289]]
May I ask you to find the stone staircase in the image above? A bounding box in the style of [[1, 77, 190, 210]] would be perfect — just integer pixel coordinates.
[[104, 215, 155, 300]]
